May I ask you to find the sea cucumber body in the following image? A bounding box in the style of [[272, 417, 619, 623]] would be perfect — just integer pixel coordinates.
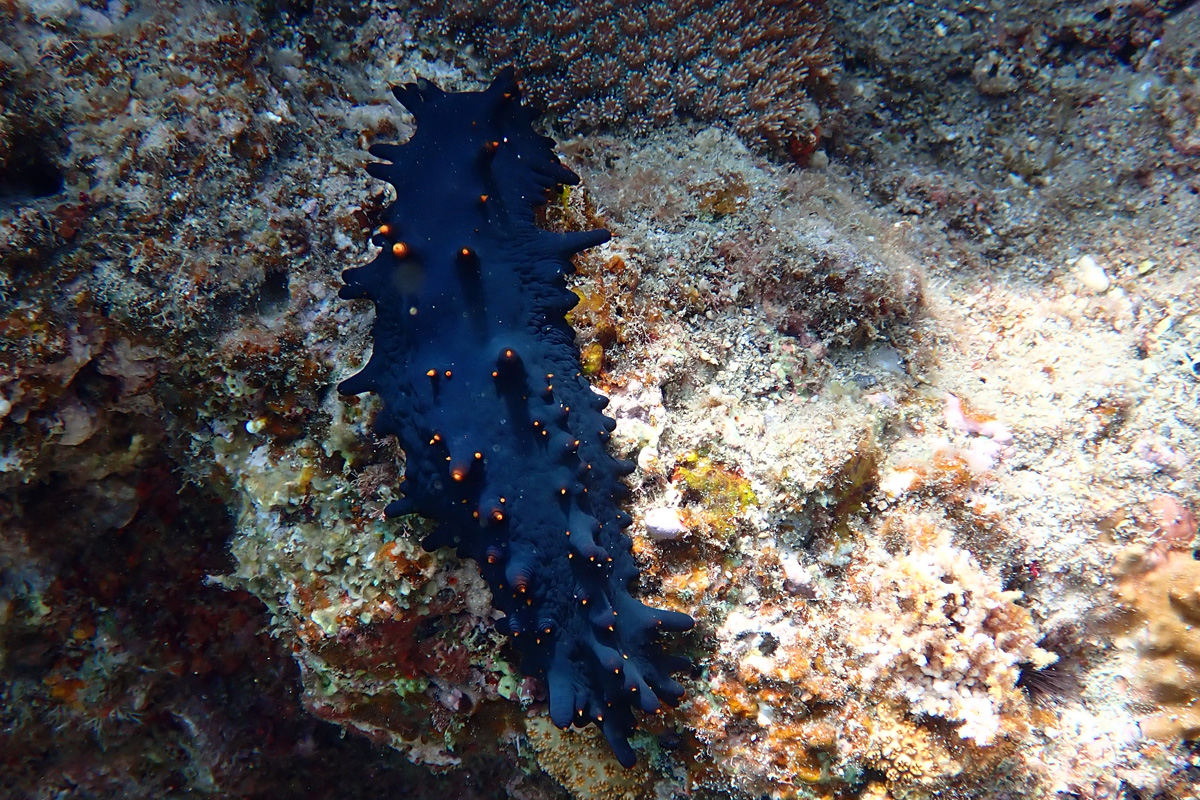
[[338, 70, 692, 766]]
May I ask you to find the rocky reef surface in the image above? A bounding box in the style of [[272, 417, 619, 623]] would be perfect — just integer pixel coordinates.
[[2, 1, 1198, 799]]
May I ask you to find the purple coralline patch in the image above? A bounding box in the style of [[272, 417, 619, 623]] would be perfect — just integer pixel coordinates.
[[338, 70, 693, 766]]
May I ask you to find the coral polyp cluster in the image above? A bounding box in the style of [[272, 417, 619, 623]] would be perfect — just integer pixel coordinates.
[[411, 0, 835, 153]]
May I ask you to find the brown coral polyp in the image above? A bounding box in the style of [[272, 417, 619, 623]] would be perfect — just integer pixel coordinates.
[[412, 0, 835, 154]]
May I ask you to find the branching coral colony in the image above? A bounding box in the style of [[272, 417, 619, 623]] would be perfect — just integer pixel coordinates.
[[337, 70, 693, 767]]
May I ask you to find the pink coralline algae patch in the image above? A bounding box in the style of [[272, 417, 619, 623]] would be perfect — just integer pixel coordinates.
[[1149, 494, 1198, 546], [943, 392, 1013, 444], [942, 392, 1014, 473]]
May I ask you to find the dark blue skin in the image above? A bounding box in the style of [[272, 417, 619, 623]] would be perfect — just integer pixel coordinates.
[[338, 69, 692, 767]]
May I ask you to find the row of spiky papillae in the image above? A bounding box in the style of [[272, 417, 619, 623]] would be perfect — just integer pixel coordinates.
[[337, 69, 693, 767], [412, 0, 834, 154]]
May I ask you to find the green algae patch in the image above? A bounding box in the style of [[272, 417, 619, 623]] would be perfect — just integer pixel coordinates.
[[673, 451, 758, 541]]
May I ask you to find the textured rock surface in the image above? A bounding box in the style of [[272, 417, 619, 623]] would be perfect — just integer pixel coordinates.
[[2, 0, 1199, 798]]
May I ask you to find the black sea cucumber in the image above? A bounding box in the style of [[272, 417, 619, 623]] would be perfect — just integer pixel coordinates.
[[338, 69, 693, 766]]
